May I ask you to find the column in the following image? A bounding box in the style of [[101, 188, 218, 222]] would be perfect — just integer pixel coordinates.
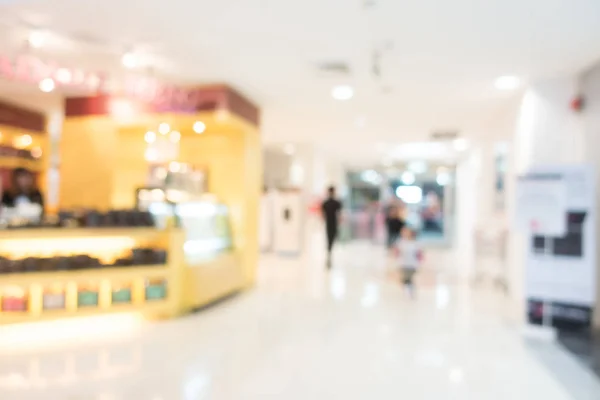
[[506, 77, 585, 322], [581, 64, 600, 328]]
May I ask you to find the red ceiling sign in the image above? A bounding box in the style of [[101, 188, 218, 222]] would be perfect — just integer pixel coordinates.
[[122, 76, 227, 113]]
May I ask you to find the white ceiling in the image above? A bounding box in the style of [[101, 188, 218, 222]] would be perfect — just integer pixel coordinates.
[[1, 0, 600, 164]]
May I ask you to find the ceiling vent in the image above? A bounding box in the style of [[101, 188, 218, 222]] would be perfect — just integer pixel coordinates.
[[363, 0, 378, 9], [430, 130, 459, 141], [316, 62, 351, 78]]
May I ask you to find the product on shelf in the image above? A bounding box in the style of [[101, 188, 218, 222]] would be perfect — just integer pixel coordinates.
[[0, 248, 167, 275], [43, 285, 66, 310], [58, 209, 155, 228], [0, 209, 155, 230], [132, 248, 167, 265], [112, 284, 133, 304], [1, 286, 28, 312], [145, 279, 167, 301], [77, 284, 99, 307]]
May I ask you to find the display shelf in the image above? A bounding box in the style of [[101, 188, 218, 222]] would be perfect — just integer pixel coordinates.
[[0, 158, 44, 172], [0, 265, 170, 285], [0, 301, 171, 325], [0, 227, 165, 240]]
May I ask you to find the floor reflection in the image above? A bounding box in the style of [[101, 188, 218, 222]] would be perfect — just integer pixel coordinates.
[[0, 239, 598, 399]]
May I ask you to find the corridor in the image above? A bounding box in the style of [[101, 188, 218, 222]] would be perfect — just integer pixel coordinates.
[[0, 241, 599, 399]]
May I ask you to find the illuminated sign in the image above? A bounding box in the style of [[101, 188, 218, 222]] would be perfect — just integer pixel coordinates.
[[0, 54, 107, 91], [0, 54, 236, 115]]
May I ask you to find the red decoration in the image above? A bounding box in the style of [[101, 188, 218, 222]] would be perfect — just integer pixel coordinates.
[[571, 95, 585, 112]]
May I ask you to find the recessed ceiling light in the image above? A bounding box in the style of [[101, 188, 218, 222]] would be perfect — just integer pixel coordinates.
[[401, 171, 415, 185], [158, 123, 170, 135], [495, 75, 520, 91], [28, 30, 47, 49], [39, 78, 55, 93], [55, 68, 72, 84], [122, 52, 137, 69], [331, 85, 354, 101], [144, 131, 156, 144], [14, 134, 33, 148], [193, 121, 206, 134]]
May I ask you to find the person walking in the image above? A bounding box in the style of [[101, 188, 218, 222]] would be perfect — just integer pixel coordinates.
[[395, 227, 422, 299], [321, 185, 342, 268], [385, 205, 405, 251]]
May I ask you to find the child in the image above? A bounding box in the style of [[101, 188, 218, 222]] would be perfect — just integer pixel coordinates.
[[395, 226, 422, 298]]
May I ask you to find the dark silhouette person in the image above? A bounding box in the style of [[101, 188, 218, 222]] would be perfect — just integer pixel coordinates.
[[1, 168, 44, 209], [385, 205, 405, 249], [321, 185, 342, 268]]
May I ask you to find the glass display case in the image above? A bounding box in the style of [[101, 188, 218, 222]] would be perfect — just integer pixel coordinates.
[[176, 201, 233, 264], [137, 188, 233, 264]]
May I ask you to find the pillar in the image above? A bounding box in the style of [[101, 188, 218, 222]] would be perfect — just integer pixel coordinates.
[[581, 64, 600, 328], [506, 76, 586, 322]]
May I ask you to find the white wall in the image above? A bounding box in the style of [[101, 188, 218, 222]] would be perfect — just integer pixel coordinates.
[[263, 148, 293, 188], [263, 144, 347, 197], [513, 79, 584, 170], [581, 64, 600, 328], [503, 76, 592, 322], [454, 149, 479, 275]]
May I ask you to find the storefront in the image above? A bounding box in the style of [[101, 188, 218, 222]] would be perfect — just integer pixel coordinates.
[[346, 163, 456, 245], [0, 85, 261, 325], [387, 163, 456, 244]]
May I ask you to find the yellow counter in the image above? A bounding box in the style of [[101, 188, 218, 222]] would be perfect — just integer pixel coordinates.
[[0, 227, 244, 326]]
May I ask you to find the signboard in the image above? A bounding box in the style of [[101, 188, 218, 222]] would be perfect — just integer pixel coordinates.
[[515, 173, 567, 235], [0, 54, 106, 91], [523, 165, 596, 329]]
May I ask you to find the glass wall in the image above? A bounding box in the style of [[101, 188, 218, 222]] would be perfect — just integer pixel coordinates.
[[345, 163, 456, 245]]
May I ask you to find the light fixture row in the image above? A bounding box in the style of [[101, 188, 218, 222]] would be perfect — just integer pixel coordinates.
[[330, 74, 521, 102], [145, 121, 207, 144], [25, 30, 152, 93], [0, 132, 43, 158]]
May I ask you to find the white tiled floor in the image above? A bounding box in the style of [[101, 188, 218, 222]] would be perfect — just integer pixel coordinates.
[[1, 237, 599, 399]]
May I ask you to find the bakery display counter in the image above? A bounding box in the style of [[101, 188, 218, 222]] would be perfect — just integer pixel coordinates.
[[143, 197, 245, 311], [0, 201, 247, 325], [0, 227, 184, 326], [182, 251, 242, 311]]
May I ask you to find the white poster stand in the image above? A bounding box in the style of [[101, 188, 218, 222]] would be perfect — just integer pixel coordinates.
[[515, 173, 567, 236], [519, 165, 596, 336]]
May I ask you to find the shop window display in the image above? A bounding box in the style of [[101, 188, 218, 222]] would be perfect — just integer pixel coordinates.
[[0, 84, 260, 326], [388, 166, 455, 244]]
